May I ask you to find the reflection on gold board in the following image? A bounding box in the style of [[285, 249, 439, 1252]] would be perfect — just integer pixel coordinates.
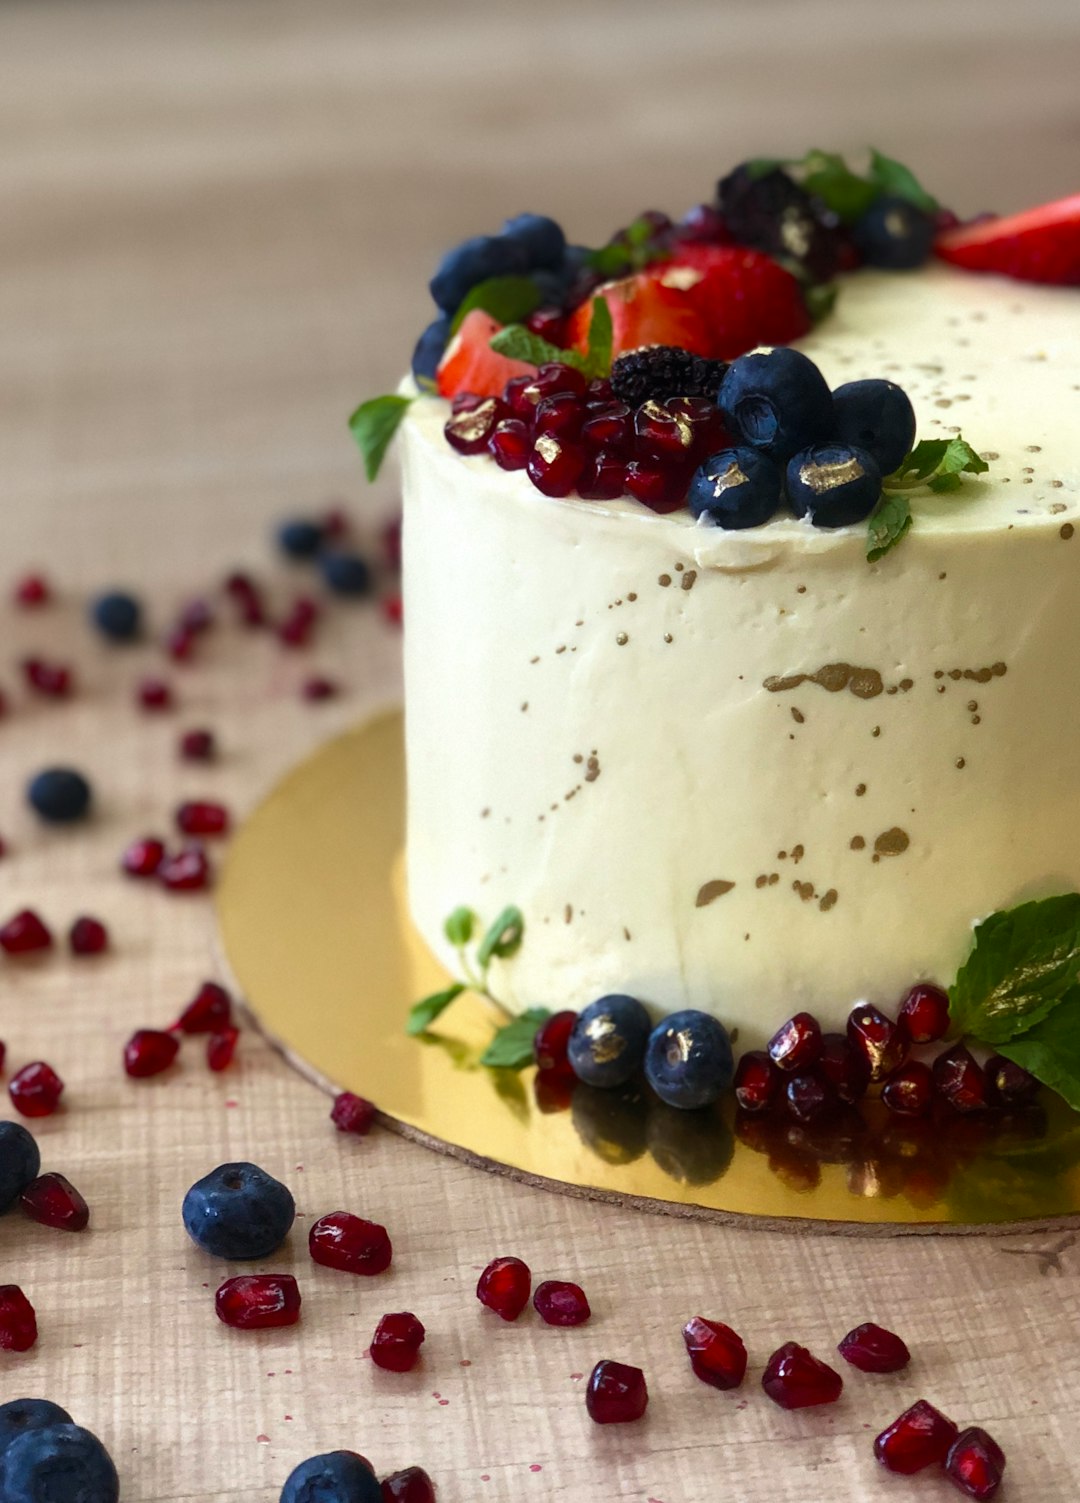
[[217, 709, 1080, 1234]]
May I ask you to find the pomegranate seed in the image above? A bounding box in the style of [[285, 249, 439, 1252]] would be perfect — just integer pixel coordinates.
[[669, 396, 731, 459], [331, 1091, 377, 1136], [634, 399, 696, 459], [21, 1172, 89, 1230], [934, 1043, 989, 1113], [676, 203, 730, 242], [533, 1069, 576, 1113], [533, 1010, 576, 1074], [180, 729, 216, 762], [178, 598, 215, 634], [122, 836, 166, 877], [322, 506, 349, 543], [503, 374, 535, 418], [22, 658, 72, 697], [847, 1004, 907, 1082], [69, 915, 109, 956], [225, 570, 257, 598], [225, 572, 267, 627], [370, 1311, 426, 1371], [0, 1039, 5, 1071], [522, 363, 587, 405], [586, 1359, 648, 1424], [215, 1274, 301, 1330], [527, 435, 586, 497], [525, 307, 567, 344], [302, 675, 339, 702], [9, 1062, 64, 1117], [985, 1055, 1039, 1106], [945, 1427, 1006, 1499], [586, 378, 615, 403], [381, 516, 402, 571], [450, 391, 484, 414], [874, 1398, 959, 1474], [166, 626, 196, 662], [534, 392, 584, 442], [624, 456, 692, 513], [124, 1028, 180, 1079], [488, 418, 532, 471], [207, 1026, 240, 1072], [732, 1050, 779, 1112], [0, 1285, 38, 1350], [279, 611, 314, 648], [882, 1061, 934, 1116], [582, 403, 634, 451], [444, 397, 507, 455], [159, 846, 212, 891], [176, 801, 230, 838], [785, 1073, 835, 1123], [898, 983, 950, 1044], [768, 1012, 823, 1073], [14, 574, 50, 607], [0, 909, 53, 955], [533, 1280, 590, 1326], [173, 981, 232, 1034], [309, 1211, 392, 1275], [682, 1316, 747, 1390], [818, 1032, 870, 1103], [761, 1342, 843, 1409], [837, 1322, 910, 1373], [576, 451, 627, 501], [476, 1256, 531, 1321], [381, 593, 403, 628], [138, 676, 173, 712], [380, 1467, 436, 1503]]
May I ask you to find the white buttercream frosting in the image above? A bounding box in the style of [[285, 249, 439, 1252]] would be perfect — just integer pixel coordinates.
[[401, 265, 1080, 1043]]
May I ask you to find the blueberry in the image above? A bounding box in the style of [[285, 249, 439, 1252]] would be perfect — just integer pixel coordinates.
[[277, 519, 324, 560], [90, 591, 141, 642], [320, 552, 372, 597], [567, 995, 652, 1089], [787, 443, 882, 528], [280, 1450, 381, 1503], [644, 1010, 734, 1110], [412, 315, 452, 382], [0, 1122, 41, 1214], [529, 269, 570, 308], [501, 213, 566, 271], [429, 235, 529, 314], [27, 767, 92, 824], [852, 196, 935, 270], [831, 379, 916, 476], [688, 447, 783, 529], [0, 1423, 118, 1503], [182, 1161, 295, 1260], [717, 348, 833, 462], [0, 1400, 71, 1456]]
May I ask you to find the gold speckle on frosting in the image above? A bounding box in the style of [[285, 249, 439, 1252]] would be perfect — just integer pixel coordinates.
[[764, 664, 884, 699], [695, 879, 736, 908]]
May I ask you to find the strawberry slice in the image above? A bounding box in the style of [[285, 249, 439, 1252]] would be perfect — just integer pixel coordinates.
[[436, 309, 537, 399], [935, 194, 1080, 285], [566, 269, 715, 359]]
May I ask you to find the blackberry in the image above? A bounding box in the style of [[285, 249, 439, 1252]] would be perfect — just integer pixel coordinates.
[[718, 165, 842, 283], [610, 347, 729, 406]]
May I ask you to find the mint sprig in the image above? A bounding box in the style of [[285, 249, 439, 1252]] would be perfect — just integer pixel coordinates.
[[996, 999, 1080, 1112], [587, 214, 671, 278], [490, 295, 614, 380], [866, 494, 912, 563], [450, 275, 541, 335], [747, 147, 937, 223], [481, 1008, 551, 1070], [349, 393, 414, 482], [406, 982, 466, 1037], [866, 436, 990, 561]]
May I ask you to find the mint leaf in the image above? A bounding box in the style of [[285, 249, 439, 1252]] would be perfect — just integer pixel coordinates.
[[582, 296, 613, 380], [586, 214, 669, 277], [804, 283, 838, 323], [450, 276, 541, 336], [948, 894, 1080, 1044], [997, 992, 1080, 1110], [406, 982, 465, 1037], [745, 156, 787, 180], [480, 1007, 551, 1070], [868, 149, 939, 215], [799, 149, 879, 222], [443, 907, 476, 947], [349, 394, 413, 482], [489, 324, 587, 372], [887, 439, 948, 485], [883, 435, 990, 495], [867, 494, 912, 562], [937, 436, 989, 479], [476, 906, 525, 968]]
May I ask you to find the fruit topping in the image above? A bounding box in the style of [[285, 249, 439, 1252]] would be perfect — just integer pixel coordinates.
[[985, 1055, 1039, 1108], [881, 1061, 934, 1117], [784, 1073, 836, 1124], [533, 1280, 591, 1326], [90, 590, 142, 641], [370, 1312, 426, 1372], [935, 192, 1080, 285], [787, 443, 883, 528], [682, 1317, 747, 1389], [430, 234, 529, 315], [585, 1360, 649, 1424], [644, 1010, 734, 1110], [476, 1256, 531, 1321], [567, 995, 652, 1089], [215, 1274, 301, 1330], [380, 1466, 437, 1502], [688, 447, 783, 529], [182, 1162, 295, 1260], [897, 983, 951, 1045], [331, 1092, 377, 1136], [847, 1004, 907, 1083], [26, 768, 91, 824], [526, 435, 587, 498], [761, 1342, 843, 1409], [436, 310, 536, 400], [831, 379, 917, 475], [610, 347, 728, 406], [717, 163, 843, 283], [9, 1063, 64, 1118], [487, 418, 532, 471], [945, 1426, 1006, 1499], [874, 1398, 959, 1474], [21, 1172, 89, 1231], [0, 1286, 38, 1351], [309, 1212, 393, 1275], [817, 1032, 870, 1105], [733, 1050, 780, 1114], [0, 1122, 41, 1213], [852, 196, 935, 269], [767, 1012, 823, 1073], [718, 347, 832, 462], [837, 1322, 910, 1373], [933, 1044, 989, 1114], [124, 1029, 180, 1079], [532, 1011, 576, 1075]]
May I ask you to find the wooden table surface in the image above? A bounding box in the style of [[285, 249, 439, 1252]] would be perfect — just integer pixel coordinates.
[[2, 1, 1080, 1498]]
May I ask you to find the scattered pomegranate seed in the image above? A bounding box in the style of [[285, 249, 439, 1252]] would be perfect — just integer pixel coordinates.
[[9, 1062, 64, 1118], [785, 1073, 835, 1123], [0, 835, 7, 858], [122, 836, 167, 877], [380, 1467, 436, 1503], [14, 574, 50, 607], [21, 1172, 89, 1231], [533, 1280, 590, 1327], [225, 572, 267, 627], [173, 980, 232, 1034], [945, 1427, 1006, 1499], [0, 1285, 38, 1351], [985, 1055, 1039, 1107], [159, 846, 212, 892], [0, 909, 53, 956], [586, 1359, 649, 1424], [180, 729, 217, 763], [370, 1311, 426, 1371], [381, 593, 403, 628], [733, 1050, 779, 1113], [525, 306, 568, 344], [302, 675, 338, 702], [176, 801, 230, 839], [533, 1010, 576, 1074], [69, 915, 109, 956], [761, 1342, 843, 1409], [381, 516, 402, 572], [898, 983, 950, 1044], [476, 1256, 531, 1321], [309, 1212, 393, 1275], [818, 1031, 870, 1104], [767, 1012, 823, 1073], [934, 1043, 989, 1113], [215, 1274, 301, 1330], [0, 1039, 5, 1071], [874, 1398, 959, 1474], [331, 1092, 377, 1136], [137, 676, 173, 711], [166, 626, 196, 663], [207, 1027, 240, 1072], [22, 658, 72, 698], [682, 1317, 747, 1390], [882, 1060, 934, 1116], [847, 1003, 907, 1082], [837, 1322, 910, 1373], [178, 598, 215, 634], [124, 1029, 180, 1079]]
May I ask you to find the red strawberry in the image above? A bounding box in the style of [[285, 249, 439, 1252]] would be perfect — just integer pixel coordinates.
[[436, 309, 537, 399], [935, 193, 1080, 285], [566, 270, 715, 359]]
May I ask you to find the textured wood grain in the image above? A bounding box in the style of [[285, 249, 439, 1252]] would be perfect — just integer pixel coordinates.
[[1, 1, 1079, 1498]]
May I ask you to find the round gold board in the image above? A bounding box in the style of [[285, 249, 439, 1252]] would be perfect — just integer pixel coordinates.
[[217, 709, 1080, 1235]]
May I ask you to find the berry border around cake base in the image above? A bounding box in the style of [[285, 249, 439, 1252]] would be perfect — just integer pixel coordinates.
[[215, 708, 1080, 1237]]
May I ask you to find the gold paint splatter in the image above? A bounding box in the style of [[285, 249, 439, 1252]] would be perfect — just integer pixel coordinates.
[[768, 873, 779, 886], [584, 754, 601, 783], [850, 835, 865, 850], [564, 904, 572, 924], [696, 879, 736, 907], [663, 633, 674, 644], [628, 592, 637, 602], [521, 702, 528, 712], [855, 784, 866, 797], [681, 569, 698, 592], [793, 881, 815, 902], [791, 707, 805, 724], [819, 889, 838, 913], [755, 874, 768, 889], [1061, 523, 1075, 541], [623, 927, 631, 942], [764, 663, 884, 699], [481, 808, 490, 819], [658, 574, 671, 587], [791, 845, 804, 863], [956, 758, 966, 769], [872, 726, 881, 738], [616, 632, 629, 646], [874, 827, 910, 857]]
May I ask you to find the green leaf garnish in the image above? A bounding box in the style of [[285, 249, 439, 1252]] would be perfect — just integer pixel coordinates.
[[746, 148, 937, 223], [868, 436, 990, 561], [405, 982, 466, 1036], [586, 214, 671, 277], [450, 275, 542, 336], [443, 907, 477, 947], [948, 894, 1080, 1044], [489, 325, 589, 372], [866, 494, 912, 562], [349, 393, 414, 482], [868, 148, 939, 215], [476, 906, 525, 968], [581, 296, 613, 380], [996, 995, 1080, 1112], [480, 1007, 551, 1070], [804, 283, 839, 323]]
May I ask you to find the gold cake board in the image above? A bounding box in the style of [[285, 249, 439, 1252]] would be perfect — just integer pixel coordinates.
[[216, 709, 1080, 1236]]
